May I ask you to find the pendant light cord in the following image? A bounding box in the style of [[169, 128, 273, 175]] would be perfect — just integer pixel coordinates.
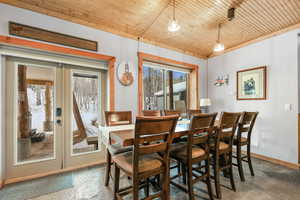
[[137, 37, 141, 52], [173, 0, 175, 20], [217, 24, 221, 42], [138, 1, 170, 38]]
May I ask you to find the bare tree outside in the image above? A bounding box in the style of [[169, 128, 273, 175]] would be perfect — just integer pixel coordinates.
[[143, 65, 188, 112]]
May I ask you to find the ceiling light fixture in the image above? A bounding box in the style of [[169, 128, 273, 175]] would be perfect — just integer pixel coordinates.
[[214, 24, 225, 52], [168, 0, 180, 32]]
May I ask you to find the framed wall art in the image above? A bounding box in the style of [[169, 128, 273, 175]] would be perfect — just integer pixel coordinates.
[[237, 66, 266, 100]]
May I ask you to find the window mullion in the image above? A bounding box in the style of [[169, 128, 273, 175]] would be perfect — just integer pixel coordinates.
[[163, 70, 167, 110]]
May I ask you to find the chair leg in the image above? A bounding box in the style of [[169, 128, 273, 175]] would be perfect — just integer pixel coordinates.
[[144, 178, 150, 197], [187, 164, 194, 200], [205, 159, 214, 200], [221, 154, 229, 177], [229, 152, 236, 192], [113, 163, 120, 200], [182, 163, 187, 185], [177, 160, 181, 176], [133, 177, 139, 200], [247, 144, 255, 176], [165, 166, 171, 200], [105, 149, 112, 186], [237, 145, 245, 182], [214, 156, 221, 199]]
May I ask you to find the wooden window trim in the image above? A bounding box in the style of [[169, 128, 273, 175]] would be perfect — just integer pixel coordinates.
[[138, 52, 199, 114], [27, 79, 54, 86], [0, 35, 116, 110]]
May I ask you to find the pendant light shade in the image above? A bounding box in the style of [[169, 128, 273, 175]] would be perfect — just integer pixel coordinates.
[[213, 24, 225, 52], [214, 42, 225, 52], [168, 19, 180, 32], [168, 0, 180, 32]]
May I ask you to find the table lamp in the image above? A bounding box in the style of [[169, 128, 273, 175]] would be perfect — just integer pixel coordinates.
[[200, 98, 212, 113]]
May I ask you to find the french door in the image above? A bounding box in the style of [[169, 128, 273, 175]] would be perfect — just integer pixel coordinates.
[[5, 57, 105, 180]]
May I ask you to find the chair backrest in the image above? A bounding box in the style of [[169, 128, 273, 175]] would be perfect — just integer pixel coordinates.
[[187, 113, 217, 161], [187, 109, 202, 119], [141, 110, 162, 117], [133, 116, 178, 173], [215, 112, 241, 150], [104, 111, 132, 126], [174, 100, 186, 113], [163, 110, 181, 116], [237, 112, 259, 141]]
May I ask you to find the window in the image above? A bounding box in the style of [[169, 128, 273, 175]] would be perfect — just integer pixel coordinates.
[[143, 62, 189, 113]]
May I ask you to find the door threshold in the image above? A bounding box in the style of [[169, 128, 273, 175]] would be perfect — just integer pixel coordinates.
[[3, 160, 106, 186]]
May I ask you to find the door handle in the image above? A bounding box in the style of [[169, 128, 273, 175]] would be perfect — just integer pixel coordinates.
[[56, 119, 62, 126]]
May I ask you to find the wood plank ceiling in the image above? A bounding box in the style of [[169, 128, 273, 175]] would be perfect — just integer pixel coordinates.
[[1, 0, 300, 58]]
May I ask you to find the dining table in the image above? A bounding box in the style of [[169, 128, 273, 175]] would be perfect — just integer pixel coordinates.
[[99, 119, 220, 148]]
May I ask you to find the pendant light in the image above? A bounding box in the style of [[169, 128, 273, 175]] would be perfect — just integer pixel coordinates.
[[168, 0, 180, 32], [213, 24, 225, 52]]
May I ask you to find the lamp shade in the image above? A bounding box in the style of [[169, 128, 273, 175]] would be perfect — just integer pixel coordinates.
[[200, 98, 212, 107]]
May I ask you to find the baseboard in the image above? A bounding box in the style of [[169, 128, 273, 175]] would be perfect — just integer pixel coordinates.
[[241, 150, 300, 170], [4, 160, 106, 186], [0, 179, 4, 189]]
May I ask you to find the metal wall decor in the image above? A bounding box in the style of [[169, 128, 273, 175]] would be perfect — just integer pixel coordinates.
[[214, 75, 229, 87], [117, 61, 134, 86]]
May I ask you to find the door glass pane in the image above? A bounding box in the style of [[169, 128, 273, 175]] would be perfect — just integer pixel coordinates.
[[143, 66, 164, 110], [17, 65, 55, 163], [72, 72, 100, 154], [166, 70, 188, 117]]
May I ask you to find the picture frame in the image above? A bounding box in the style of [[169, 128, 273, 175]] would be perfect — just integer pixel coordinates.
[[237, 66, 267, 100]]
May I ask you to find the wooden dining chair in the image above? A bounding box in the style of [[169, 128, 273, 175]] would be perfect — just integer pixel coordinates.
[[141, 110, 162, 117], [233, 112, 259, 182], [187, 109, 202, 119], [112, 115, 178, 200], [163, 110, 181, 116], [210, 112, 241, 199], [170, 113, 217, 200], [104, 111, 133, 187]]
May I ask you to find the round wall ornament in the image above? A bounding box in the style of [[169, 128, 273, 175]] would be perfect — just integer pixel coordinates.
[[117, 61, 134, 86]]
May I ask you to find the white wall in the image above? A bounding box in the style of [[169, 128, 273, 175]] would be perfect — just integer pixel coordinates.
[[298, 35, 300, 113], [0, 56, 3, 183], [208, 29, 300, 164]]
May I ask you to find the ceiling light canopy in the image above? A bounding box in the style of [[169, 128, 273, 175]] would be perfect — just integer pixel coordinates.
[[213, 24, 225, 52], [168, 0, 180, 32]]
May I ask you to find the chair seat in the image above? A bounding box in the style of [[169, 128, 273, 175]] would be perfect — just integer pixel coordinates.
[[170, 142, 186, 152], [171, 146, 206, 161], [108, 143, 133, 155], [112, 151, 163, 176], [210, 142, 230, 151], [233, 136, 248, 145]]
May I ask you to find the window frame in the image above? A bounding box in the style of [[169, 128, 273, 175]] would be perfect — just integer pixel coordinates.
[[138, 52, 199, 114], [142, 65, 189, 111]]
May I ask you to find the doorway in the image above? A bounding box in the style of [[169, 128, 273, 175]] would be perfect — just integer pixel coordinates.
[[5, 56, 106, 180]]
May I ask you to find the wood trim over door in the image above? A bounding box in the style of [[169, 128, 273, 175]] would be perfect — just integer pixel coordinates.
[[298, 114, 300, 165], [0, 35, 116, 110], [137, 52, 199, 114]]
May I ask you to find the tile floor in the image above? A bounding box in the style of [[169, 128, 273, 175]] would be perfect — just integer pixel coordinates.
[[1, 157, 300, 200]]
